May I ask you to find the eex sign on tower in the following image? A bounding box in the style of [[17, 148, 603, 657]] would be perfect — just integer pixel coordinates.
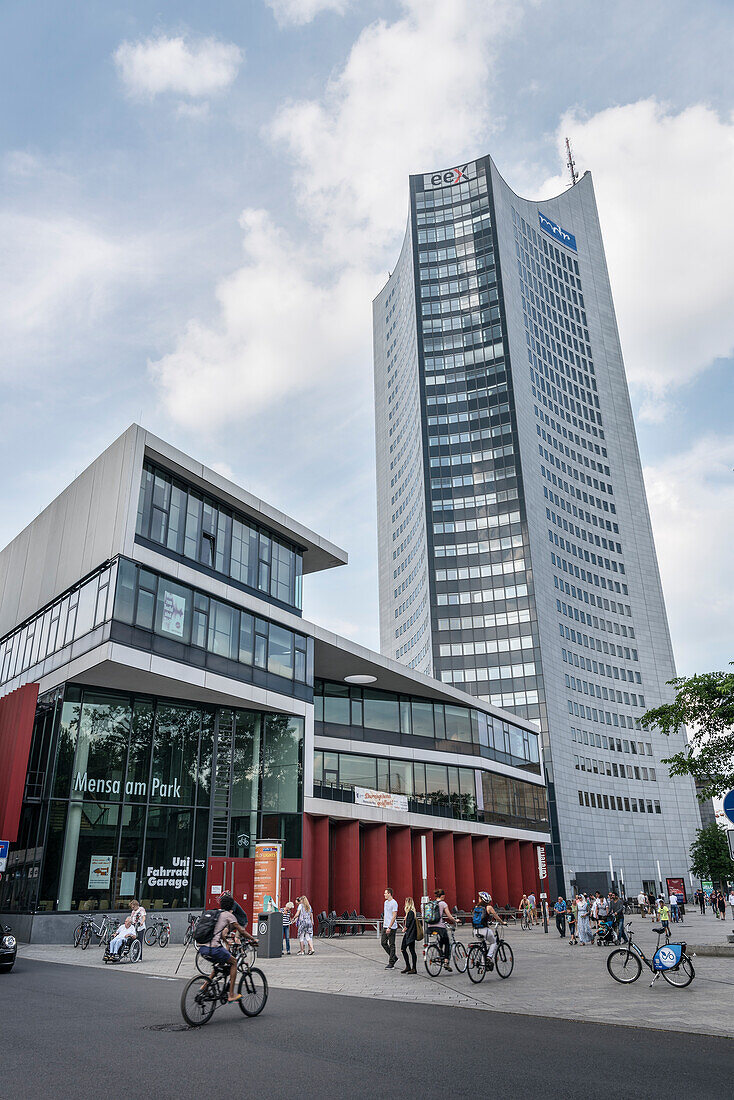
[[373, 152, 701, 899]]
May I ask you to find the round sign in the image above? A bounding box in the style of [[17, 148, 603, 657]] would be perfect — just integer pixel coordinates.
[[258, 922, 267, 935], [723, 790, 734, 826], [657, 947, 676, 968]]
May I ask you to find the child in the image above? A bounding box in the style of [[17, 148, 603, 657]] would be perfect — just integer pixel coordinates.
[[567, 897, 578, 945], [658, 901, 670, 934]]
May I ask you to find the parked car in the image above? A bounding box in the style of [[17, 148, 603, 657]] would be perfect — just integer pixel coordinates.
[[0, 925, 17, 972]]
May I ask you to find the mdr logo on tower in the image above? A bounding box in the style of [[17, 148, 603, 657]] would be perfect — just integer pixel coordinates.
[[538, 211, 577, 252]]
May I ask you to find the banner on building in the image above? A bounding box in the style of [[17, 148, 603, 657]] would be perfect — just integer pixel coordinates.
[[88, 855, 112, 889], [253, 841, 281, 916], [355, 787, 409, 812], [665, 877, 687, 904]]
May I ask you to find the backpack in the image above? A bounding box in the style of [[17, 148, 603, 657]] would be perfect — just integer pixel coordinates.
[[472, 903, 488, 928], [193, 910, 219, 945], [424, 899, 440, 924]]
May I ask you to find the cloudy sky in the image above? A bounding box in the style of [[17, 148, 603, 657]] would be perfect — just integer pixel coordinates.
[[2, 0, 732, 677]]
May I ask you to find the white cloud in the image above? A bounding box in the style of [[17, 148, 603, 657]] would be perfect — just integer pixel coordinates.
[[644, 435, 734, 676], [152, 1, 521, 426], [537, 101, 734, 410], [267, 0, 351, 27], [151, 209, 373, 428], [114, 34, 242, 99], [270, 0, 519, 264]]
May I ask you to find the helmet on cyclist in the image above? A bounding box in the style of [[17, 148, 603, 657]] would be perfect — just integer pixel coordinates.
[[219, 892, 235, 911], [478, 891, 491, 903]]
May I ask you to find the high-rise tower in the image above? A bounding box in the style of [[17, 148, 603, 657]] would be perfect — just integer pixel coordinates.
[[374, 155, 701, 896]]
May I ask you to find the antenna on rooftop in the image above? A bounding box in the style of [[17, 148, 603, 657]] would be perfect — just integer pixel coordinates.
[[565, 137, 579, 186]]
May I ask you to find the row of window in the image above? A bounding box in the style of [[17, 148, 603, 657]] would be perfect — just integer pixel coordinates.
[[568, 697, 641, 731], [565, 672, 644, 709], [578, 789, 661, 815], [114, 559, 311, 685], [313, 679, 540, 768], [571, 727, 653, 756], [136, 460, 303, 610], [575, 756, 656, 782]]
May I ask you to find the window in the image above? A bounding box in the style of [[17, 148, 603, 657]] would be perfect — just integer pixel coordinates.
[[363, 689, 400, 733]]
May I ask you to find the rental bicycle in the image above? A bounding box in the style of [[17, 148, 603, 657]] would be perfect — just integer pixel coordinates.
[[466, 924, 514, 982], [423, 928, 468, 975], [181, 956, 268, 1027], [606, 924, 695, 988], [73, 914, 119, 950], [144, 915, 171, 947]]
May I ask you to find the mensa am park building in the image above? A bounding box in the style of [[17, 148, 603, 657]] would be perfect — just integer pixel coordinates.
[[0, 426, 549, 939]]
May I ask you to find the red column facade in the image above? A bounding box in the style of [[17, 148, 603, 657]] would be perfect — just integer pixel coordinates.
[[519, 841, 537, 897], [303, 815, 329, 918], [488, 838, 509, 906], [412, 830, 435, 904], [387, 827, 413, 909], [0, 682, 39, 842], [360, 824, 388, 917], [331, 820, 360, 915], [453, 834, 475, 910], [433, 831, 457, 904], [472, 836, 492, 897], [505, 839, 523, 906]]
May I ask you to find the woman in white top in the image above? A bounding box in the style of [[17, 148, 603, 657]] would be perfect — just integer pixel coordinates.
[[576, 894, 593, 944], [294, 896, 314, 956]]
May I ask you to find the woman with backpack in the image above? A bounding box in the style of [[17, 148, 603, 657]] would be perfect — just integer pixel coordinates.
[[295, 896, 315, 955], [400, 896, 420, 974]]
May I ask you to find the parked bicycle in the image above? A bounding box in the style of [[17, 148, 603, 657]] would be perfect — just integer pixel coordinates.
[[73, 914, 119, 950], [144, 915, 171, 947], [181, 955, 268, 1026], [423, 927, 468, 975], [466, 923, 514, 982], [606, 923, 695, 988], [183, 913, 199, 947]]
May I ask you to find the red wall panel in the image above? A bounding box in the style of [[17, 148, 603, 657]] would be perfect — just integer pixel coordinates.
[[411, 830, 435, 904], [472, 836, 492, 898], [0, 683, 39, 842], [519, 841, 537, 898], [488, 838, 509, 906], [505, 839, 523, 906], [433, 831, 457, 905], [303, 815, 329, 917], [331, 820, 359, 915], [453, 834, 475, 910], [360, 824, 387, 917], [387, 826, 412, 909]]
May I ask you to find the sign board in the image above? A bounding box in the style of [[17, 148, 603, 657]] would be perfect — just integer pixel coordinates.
[[161, 590, 186, 637], [727, 831, 734, 862], [355, 787, 409, 813], [119, 871, 137, 897], [88, 855, 112, 890], [665, 877, 687, 904], [422, 162, 476, 189], [537, 846, 547, 880], [538, 211, 577, 252], [702, 880, 713, 897], [0, 840, 8, 873], [722, 789, 734, 826], [253, 841, 281, 916]]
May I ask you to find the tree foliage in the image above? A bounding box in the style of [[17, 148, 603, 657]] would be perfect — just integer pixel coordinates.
[[688, 824, 734, 885], [640, 667, 734, 799]]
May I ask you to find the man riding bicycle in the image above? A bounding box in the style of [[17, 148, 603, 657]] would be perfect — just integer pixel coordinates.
[[198, 893, 258, 1004], [472, 891, 506, 971]]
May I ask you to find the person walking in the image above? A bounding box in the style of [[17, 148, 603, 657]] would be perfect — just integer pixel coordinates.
[[400, 896, 419, 974], [130, 898, 146, 956], [659, 901, 670, 934], [280, 900, 294, 955], [567, 897, 578, 945], [727, 888, 734, 921], [382, 887, 399, 970], [717, 891, 727, 921], [577, 894, 592, 944], [669, 891, 679, 923], [295, 896, 315, 955], [609, 891, 628, 944], [637, 889, 647, 918], [553, 896, 567, 938], [696, 889, 705, 915]]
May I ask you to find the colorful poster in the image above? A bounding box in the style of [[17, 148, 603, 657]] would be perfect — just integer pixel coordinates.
[[354, 787, 409, 812], [253, 841, 281, 917], [665, 877, 687, 904], [88, 855, 112, 889], [161, 591, 186, 637]]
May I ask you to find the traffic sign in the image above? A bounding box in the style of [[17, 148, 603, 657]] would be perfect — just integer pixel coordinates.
[[0, 840, 8, 873], [723, 790, 734, 826]]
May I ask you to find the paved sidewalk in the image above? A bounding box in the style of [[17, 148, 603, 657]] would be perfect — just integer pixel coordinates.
[[19, 912, 734, 1039]]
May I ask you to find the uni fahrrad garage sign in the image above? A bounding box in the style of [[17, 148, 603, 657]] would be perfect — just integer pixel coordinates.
[[147, 856, 190, 889], [73, 772, 182, 799], [538, 211, 577, 252]]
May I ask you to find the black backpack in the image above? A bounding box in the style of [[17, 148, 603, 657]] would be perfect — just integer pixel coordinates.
[[193, 910, 219, 945]]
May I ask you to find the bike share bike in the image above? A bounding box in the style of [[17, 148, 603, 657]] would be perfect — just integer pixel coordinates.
[[606, 923, 696, 988], [466, 922, 514, 982], [423, 927, 468, 975], [73, 914, 119, 950]]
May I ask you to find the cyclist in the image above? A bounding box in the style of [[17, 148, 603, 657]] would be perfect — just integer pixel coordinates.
[[198, 894, 257, 1003], [473, 891, 506, 970], [427, 888, 457, 972]]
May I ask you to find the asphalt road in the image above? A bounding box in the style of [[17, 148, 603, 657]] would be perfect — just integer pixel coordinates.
[[0, 958, 730, 1099]]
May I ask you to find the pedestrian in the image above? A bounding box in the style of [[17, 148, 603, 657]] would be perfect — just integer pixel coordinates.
[[382, 886, 399, 970], [577, 894, 592, 944], [295, 895, 314, 955], [567, 896, 578, 945], [696, 889, 705, 915], [637, 889, 647, 917], [717, 891, 727, 921], [658, 901, 670, 934], [609, 891, 628, 944], [728, 888, 734, 921], [527, 890, 537, 925], [668, 890, 679, 923], [400, 896, 419, 974], [105, 916, 137, 961], [553, 896, 567, 938], [130, 898, 146, 954], [280, 900, 294, 955]]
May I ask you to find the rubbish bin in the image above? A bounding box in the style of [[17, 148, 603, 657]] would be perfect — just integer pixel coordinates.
[[256, 910, 283, 958]]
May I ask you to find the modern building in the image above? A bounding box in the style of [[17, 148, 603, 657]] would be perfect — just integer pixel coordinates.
[[0, 425, 549, 939], [373, 154, 701, 899]]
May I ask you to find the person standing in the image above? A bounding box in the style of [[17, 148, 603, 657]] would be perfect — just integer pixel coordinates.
[[609, 891, 628, 944], [577, 894, 592, 944], [567, 897, 578, 945], [727, 888, 734, 921], [658, 901, 670, 934], [717, 891, 727, 921], [637, 889, 647, 918], [382, 887, 399, 970], [553, 896, 567, 938], [669, 891, 679, 923], [130, 899, 146, 956], [295, 896, 315, 955], [400, 896, 418, 974], [280, 900, 294, 956]]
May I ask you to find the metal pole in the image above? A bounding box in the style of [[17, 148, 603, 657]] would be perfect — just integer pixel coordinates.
[[608, 853, 614, 890], [543, 898, 548, 934], [656, 859, 663, 895]]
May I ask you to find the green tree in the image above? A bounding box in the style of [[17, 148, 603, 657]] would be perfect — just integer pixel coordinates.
[[688, 824, 734, 885], [640, 667, 734, 799]]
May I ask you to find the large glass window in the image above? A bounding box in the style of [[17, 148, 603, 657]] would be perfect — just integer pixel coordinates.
[[151, 704, 201, 805], [338, 754, 376, 789], [363, 689, 400, 733], [261, 715, 303, 814]]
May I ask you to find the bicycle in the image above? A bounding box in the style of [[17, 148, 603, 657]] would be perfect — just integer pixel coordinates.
[[144, 915, 171, 947], [181, 956, 268, 1027], [520, 909, 532, 931], [195, 935, 256, 975], [466, 923, 514, 982], [423, 927, 468, 976], [183, 913, 199, 947], [73, 914, 119, 950], [606, 923, 695, 988]]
